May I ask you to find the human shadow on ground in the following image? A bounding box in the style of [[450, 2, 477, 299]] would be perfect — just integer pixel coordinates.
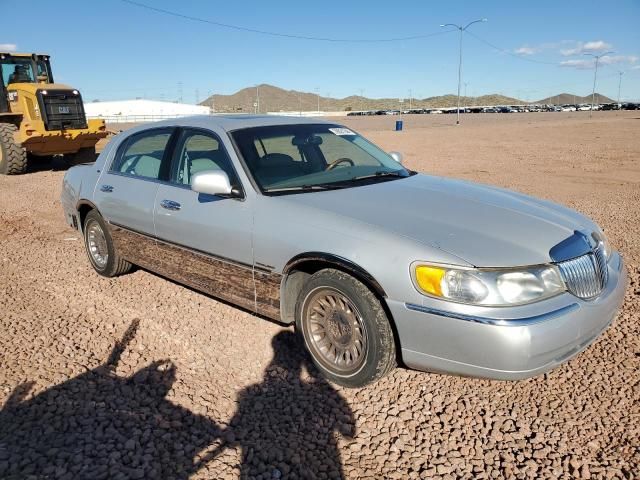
[[0, 320, 222, 479], [0, 323, 355, 480], [224, 331, 355, 479]]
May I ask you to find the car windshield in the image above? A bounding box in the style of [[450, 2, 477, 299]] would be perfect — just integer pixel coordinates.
[[231, 123, 411, 193]]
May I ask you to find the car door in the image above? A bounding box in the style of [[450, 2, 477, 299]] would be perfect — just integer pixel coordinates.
[[152, 128, 257, 312], [93, 127, 176, 270]]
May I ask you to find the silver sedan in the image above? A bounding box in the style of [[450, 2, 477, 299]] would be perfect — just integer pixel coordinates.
[[61, 115, 627, 387]]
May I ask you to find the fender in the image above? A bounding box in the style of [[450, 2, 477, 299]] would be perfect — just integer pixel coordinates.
[[75, 199, 100, 232], [283, 252, 387, 299]]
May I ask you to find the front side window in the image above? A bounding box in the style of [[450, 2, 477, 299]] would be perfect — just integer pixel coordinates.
[[1, 58, 35, 86], [171, 130, 240, 189], [231, 124, 410, 193], [111, 130, 172, 180]]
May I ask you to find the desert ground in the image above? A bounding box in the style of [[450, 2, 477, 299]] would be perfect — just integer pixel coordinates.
[[1, 111, 638, 479]]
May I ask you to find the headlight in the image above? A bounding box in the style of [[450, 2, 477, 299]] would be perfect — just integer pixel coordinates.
[[412, 263, 565, 306]]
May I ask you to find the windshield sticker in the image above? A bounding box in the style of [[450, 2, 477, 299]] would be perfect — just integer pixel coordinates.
[[329, 127, 356, 136]]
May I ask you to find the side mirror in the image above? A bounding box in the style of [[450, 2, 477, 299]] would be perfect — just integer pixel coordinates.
[[389, 151, 403, 164], [191, 170, 235, 196]]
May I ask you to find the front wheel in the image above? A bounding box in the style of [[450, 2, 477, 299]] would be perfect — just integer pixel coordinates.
[[295, 269, 396, 388]]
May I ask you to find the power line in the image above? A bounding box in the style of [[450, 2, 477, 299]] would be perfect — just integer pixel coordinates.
[[465, 31, 560, 65], [120, 0, 456, 43]]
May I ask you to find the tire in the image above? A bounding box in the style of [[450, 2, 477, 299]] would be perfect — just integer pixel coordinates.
[[65, 147, 97, 167], [83, 210, 132, 277], [295, 268, 396, 388], [0, 123, 28, 175]]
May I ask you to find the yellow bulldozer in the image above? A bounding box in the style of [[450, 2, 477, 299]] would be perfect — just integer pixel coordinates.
[[0, 52, 107, 174]]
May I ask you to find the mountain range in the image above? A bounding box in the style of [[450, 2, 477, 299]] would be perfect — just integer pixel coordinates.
[[199, 84, 614, 113]]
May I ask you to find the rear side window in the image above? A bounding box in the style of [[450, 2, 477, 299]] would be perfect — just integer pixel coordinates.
[[111, 130, 172, 180]]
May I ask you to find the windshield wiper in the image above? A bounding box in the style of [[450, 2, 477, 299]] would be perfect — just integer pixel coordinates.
[[264, 171, 410, 194], [265, 183, 347, 194], [349, 170, 409, 182]]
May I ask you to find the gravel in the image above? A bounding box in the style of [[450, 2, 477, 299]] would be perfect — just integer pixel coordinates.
[[1, 112, 638, 479]]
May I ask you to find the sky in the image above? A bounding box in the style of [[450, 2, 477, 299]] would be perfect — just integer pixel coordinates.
[[2, 0, 639, 104]]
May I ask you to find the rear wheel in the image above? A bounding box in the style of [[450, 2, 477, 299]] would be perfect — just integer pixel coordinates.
[[65, 147, 97, 167], [295, 269, 396, 388], [83, 210, 132, 277], [0, 123, 28, 175]]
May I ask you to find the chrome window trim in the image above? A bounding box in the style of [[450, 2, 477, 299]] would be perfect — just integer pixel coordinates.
[[102, 170, 183, 188], [404, 302, 580, 326], [105, 126, 247, 200]]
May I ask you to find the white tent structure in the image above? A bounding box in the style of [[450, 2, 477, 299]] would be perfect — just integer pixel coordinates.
[[84, 99, 211, 123]]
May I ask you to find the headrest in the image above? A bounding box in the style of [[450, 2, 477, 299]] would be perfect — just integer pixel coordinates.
[[260, 153, 295, 167], [292, 135, 323, 147]]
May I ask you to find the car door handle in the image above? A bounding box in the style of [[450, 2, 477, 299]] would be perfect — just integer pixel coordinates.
[[100, 184, 113, 193], [160, 199, 181, 211]]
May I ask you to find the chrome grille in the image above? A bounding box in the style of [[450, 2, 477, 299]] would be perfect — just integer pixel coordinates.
[[557, 245, 608, 299]]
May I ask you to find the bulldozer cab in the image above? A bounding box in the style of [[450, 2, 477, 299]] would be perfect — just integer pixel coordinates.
[[0, 53, 53, 113]]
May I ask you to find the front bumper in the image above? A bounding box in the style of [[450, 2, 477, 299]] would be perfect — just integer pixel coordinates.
[[388, 252, 627, 380]]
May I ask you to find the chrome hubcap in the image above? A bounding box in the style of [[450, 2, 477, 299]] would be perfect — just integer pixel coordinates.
[[86, 221, 108, 268], [303, 288, 367, 375]]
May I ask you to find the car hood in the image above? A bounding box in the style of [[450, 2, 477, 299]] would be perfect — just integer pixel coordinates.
[[280, 174, 595, 267]]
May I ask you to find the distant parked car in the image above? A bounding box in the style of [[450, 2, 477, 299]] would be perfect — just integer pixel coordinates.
[[577, 104, 591, 111], [562, 105, 577, 112], [482, 107, 498, 113], [61, 115, 627, 387]]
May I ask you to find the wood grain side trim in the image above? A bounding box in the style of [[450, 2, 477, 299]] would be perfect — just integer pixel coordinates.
[[108, 223, 282, 319], [154, 239, 256, 312], [109, 224, 160, 272], [254, 269, 282, 320]]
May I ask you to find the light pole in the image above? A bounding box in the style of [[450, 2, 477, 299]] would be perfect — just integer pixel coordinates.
[[584, 51, 614, 118], [255, 85, 260, 114], [409, 89, 412, 110], [315, 87, 320, 112], [617, 71, 624, 109], [463, 82, 468, 110], [440, 18, 487, 125]]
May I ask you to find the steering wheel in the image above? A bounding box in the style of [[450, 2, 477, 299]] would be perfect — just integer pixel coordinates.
[[326, 158, 355, 171]]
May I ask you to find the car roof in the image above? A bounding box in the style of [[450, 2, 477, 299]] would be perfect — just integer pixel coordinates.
[[140, 114, 337, 133]]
